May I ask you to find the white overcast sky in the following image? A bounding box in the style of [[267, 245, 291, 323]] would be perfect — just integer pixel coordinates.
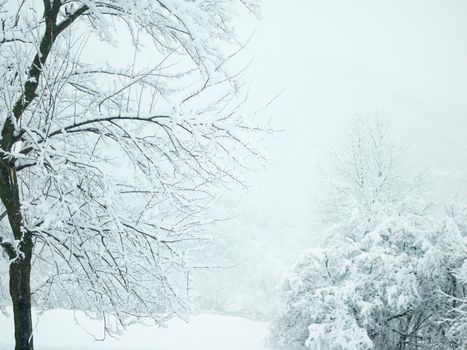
[[221, 0, 467, 248]]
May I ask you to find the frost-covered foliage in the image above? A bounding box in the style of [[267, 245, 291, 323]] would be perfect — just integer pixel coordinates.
[[271, 117, 466, 350], [0, 0, 261, 340], [272, 199, 460, 350], [442, 203, 467, 346]]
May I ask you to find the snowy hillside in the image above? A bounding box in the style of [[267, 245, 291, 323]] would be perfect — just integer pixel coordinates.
[[0, 310, 270, 350]]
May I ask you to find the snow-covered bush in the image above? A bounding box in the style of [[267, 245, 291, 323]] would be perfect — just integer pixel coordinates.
[[271, 116, 466, 349], [441, 203, 467, 348], [272, 196, 459, 349]]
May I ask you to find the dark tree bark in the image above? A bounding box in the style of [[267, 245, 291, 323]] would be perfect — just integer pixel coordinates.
[[9, 252, 34, 350], [0, 165, 34, 350], [0, 2, 88, 349]]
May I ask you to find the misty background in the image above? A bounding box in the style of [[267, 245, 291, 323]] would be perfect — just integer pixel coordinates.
[[194, 0, 467, 318]]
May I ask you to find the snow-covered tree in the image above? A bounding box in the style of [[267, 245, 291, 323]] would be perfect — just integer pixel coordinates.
[[0, 1, 261, 349], [272, 198, 457, 350], [441, 202, 467, 348], [271, 117, 461, 350]]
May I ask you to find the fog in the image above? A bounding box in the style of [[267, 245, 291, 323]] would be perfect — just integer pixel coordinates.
[[201, 0, 467, 316], [242, 0, 467, 225]]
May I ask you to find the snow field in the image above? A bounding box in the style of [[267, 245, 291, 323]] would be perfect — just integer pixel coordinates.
[[0, 310, 271, 350]]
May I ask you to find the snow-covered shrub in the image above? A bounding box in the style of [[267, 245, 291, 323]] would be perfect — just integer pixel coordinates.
[[441, 203, 467, 348], [271, 116, 465, 349], [272, 196, 458, 349]]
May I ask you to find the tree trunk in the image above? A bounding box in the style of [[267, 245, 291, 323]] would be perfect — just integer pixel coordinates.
[[9, 253, 34, 350], [0, 166, 34, 350], [0, 4, 77, 350]]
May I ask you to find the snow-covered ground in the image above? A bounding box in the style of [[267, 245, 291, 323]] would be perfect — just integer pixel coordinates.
[[0, 310, 270, 350]]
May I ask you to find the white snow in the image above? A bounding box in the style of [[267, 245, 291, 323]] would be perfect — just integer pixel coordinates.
[[0, 310, 270, 350]]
